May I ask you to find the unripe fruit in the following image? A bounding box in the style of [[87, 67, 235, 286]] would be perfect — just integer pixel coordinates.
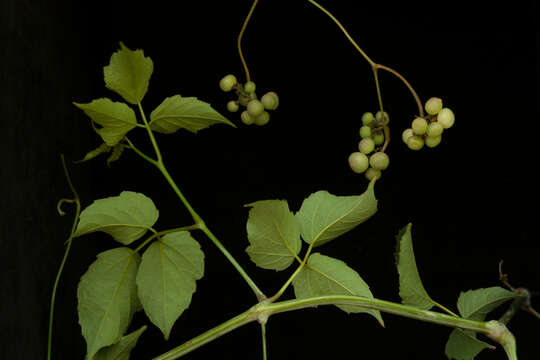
[[247, 99, 265, 117], [365, 167, 382, 181], [425, 97, 443, 115], [226, 101, 239, 112], [358, 138, 375, 154], [373, 132, 385, 145], [261, 91, 279, 110], [359, 126, 372, 139], [369, 152, 390, 170], [425, 135, 442, 148], [254, 111, 270, 126], [362, 112, 375, 126], [219, 74, 237, 92], [412, 117, 428, 135], [348, 152, 369, 173], [437, 108, 455, 128], [426, 121, 444, 137], [376, 111, 389, 124], [241, 111, 254, 125], [402, 128, 414, 144], [244, 81, 256, 94], [407, 135, 424, 150]]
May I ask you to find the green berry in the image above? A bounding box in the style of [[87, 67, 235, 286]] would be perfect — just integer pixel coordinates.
[[241, 111, 254, 125], [407, 135, 424, 150], [348, 152, 369, 173], [247, 99, 265, 117], [425, 97, 443, 115], [362, 112, 375, 126], [261, 91, 279, 110], [426, 121, 444, 137], [244, 81, 256, 94], [254, 111, 270, 126], [358, 138, 375, 154], [412, 117, 428, 135], [219, 74, 237, 92], [425, 135, 442, 148], [369, 152, 390, 170], [437, 108, 455, 129], [226, 101, 239, 112], [375, 111, 389, 124], [402, 128, 414, 144], [359, 126, 372, 139], [365, 167, 382, 181], [373, 132, 385, 145]]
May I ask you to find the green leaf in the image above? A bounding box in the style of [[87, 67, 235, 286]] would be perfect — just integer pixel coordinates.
[[292, 253, 383, 325], [75, 143, 112, 163], [245, 200, 301, 271], [93, 325, 147, 360], [78, 247, 140, 360], [74, 98, 137, 146], [457, 287, 520, 321], [149, 95, 235, 134], [136, 231, 205, 340], [74, 191, 159, 245], [295, 179, 377, 247], [395, 223, 436, 310], [107, 144, 126, 167], [445, 329, 494, 360], [104, 42, 153, 104]]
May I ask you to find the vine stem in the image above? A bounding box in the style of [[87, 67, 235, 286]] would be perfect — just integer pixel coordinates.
[[238, 0, 259, 82], [261, 322, 268, 360]]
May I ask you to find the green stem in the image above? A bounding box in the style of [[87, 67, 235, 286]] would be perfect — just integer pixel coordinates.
[[261, 322, 267, 360], [124, 137, 158, 166], [133, 225, 199, 253], [238, 0, 259, 82], [137, 102, 163, 163]]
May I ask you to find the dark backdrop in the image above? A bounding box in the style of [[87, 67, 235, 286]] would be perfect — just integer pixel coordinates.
[[2, 1, 539, 359]]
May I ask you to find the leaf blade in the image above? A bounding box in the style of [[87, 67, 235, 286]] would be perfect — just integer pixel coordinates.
[[457, 287, 520, 321], [93, 325, 147, 360], [445, 329, 494, 360]]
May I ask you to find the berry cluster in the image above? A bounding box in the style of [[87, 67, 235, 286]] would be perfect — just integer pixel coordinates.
[[348, 111, 390, 180], [219, 74, 279, 126], [402, 97, 455, 150]]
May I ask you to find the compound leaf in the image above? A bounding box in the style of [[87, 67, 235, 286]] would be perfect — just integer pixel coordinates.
[[395, 223, 436, 310], [292, 253, 383, 325], [74, 98, 137, 146], [149, 95, 234, 134], [77, 247, 140, 360], [136, 231, 204, 340], [93, 325, 147, 360], [74, 191, 159, 245], [445, 329, 494, 360], [104, 42, 153, 104], [245, 200, 301, 271], [457, 287, 520, 321], [295, 179, 377, 247]]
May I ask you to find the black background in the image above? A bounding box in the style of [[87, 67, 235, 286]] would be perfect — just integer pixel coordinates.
[[2, 1, 539, 359]]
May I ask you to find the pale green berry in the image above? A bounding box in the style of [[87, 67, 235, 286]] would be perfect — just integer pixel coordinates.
[[369, 152, 390, 170], [261, 91, 279, 110], [247, 99, 265, 117], [426, 121, 444, 137], [376, 111, 389, 124], [402, 128, 414, 144], [412, 117, 428, 135], [219, 74, 237, 92], [373, 132, 385, 145], [226, 100, 239, 112], [365, 167, 382, 181], [437, 108, 455, 128], [425, 135, 442, 148], [358, 138, 375, 154], [407, 135, 424, 150], [425, 97, 443, 115], [348, 152, 369, 173], [362, 112, 375, 126], [254, 111, 270, 126], [359, 126, 372, 139], [241, 111, 254, 125], [244, 81, 256, 94]]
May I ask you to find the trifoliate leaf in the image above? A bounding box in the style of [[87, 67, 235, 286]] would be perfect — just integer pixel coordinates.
[[245, 200, 301, 271], [78, 247, 140, 360], [107, 144, 126, 167], [395, 223, 437, 310], [74, 98, 137, 146], [136, 231, 204, 340], [457, 287, 521, 321], [445, 329, 494, 360], [149, 95, 235, 134], [75, 143, 112, 163], [74, 191, 159, 245], [292, 253, 383, 325], [93, 325, 147, 360], [295, 179, 377, 247], [104, 42, 153, 104]]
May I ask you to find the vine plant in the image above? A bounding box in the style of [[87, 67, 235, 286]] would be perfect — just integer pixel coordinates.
[[47, 1, 536, 360]]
